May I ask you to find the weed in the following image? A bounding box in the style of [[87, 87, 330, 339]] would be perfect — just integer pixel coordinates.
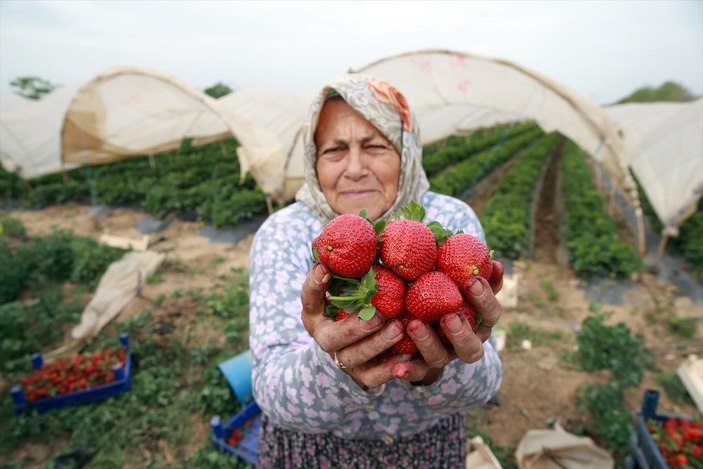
[[666, 315, 697, 339], [146, 270, 165, 284], [540, 280, 559, 302], [655, 371, 696, 406]]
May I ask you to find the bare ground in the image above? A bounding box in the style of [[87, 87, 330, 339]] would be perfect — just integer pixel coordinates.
[[4, 191, 703, 463]]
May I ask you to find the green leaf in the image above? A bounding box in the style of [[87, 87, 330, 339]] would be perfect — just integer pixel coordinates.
[[398, 200, 426, 221], [426, 220, 453, 246], [358, 306, 376, 321]]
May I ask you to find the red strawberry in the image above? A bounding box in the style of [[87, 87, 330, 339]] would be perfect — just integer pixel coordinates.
[[436, 301, 479, 345], [334, 309, 353, 322], [312, 213, 377, 278], [406, 271, 463, 322], [328, 265, 405, 321], [436, 233, 492, 287], [370, 265, 406, 319], [379, 219, 437, 281], [392, 313, 418, 354]]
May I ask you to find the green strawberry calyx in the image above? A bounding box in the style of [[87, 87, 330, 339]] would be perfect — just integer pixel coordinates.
[[327, 269, 378, 320]]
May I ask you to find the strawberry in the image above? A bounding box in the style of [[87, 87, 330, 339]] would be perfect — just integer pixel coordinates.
[[392, 313, 418, 354], [370, 264, 406, 319], [334, 309, 353, 322], [312, 212, 377, 278], [436, 233, 493, 288], [378, 202, 440, 281], [436, 301, 478, 345], [406, 271, 463, 322]]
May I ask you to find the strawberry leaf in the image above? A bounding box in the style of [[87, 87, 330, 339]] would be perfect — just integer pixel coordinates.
[[324, 304, 340, 318], [427, 221, 452, 246], [358, 306, 376, 321], [398, 200, 426, 221]]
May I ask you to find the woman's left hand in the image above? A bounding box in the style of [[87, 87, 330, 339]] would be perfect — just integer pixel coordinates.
[[392, 260, 505, 384]]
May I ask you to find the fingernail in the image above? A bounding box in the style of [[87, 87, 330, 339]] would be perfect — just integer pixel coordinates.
[[321, 273, 332, 283], [314, 263, 329, 282], [396, 354, 412, 362], [362, 315, 383, 330], [445, 313, 463, 333], [383, 320, 403, 340], [408, 320, 428, 339], [470, 278, 484, 295]]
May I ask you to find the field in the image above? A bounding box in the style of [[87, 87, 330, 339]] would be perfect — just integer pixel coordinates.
[[1, 128, 702, 468]]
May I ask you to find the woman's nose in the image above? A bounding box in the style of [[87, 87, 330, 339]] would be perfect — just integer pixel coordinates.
[[344, 146, 367, 178]]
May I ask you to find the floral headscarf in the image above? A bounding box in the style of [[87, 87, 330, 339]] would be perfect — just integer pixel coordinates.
[[295, 74, 430, 224]]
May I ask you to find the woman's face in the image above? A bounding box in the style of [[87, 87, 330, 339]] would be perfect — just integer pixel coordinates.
[[314, 99, 401, 220]]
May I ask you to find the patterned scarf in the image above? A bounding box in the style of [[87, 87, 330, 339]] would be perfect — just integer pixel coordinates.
[[295, 74, 429, 224]]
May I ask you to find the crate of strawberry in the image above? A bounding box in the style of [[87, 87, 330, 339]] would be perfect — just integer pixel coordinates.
[[210, 399, 262, 465], [312, 201, 493, 353], [629, 388, 703, 469], [10, 333, 132, 414]]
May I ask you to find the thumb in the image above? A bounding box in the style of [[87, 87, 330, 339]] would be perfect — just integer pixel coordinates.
[[301, 263, 332, 312]]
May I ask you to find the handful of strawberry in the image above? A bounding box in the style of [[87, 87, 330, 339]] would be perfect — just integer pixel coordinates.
[[312, 201, 493, 355]]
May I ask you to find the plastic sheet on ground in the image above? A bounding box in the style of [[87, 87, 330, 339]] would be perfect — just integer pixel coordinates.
[[44, 250, 164, 360], [515, 423, 614, 469]]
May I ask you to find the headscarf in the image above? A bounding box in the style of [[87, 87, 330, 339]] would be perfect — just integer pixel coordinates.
[[295, 74, 430, 224]]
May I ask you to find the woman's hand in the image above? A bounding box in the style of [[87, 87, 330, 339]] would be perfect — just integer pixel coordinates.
[[301, 263, 413, 390], [394, 260, 505, 385]]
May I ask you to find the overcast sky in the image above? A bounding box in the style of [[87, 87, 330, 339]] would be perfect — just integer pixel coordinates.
[[1, 0, 701, 105]]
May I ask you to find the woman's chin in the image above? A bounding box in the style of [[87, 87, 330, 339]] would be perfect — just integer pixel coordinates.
[[337, 200, 386, 219]]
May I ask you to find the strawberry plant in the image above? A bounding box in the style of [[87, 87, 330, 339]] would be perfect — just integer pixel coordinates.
[[429, 126, 545, 197], [0, 137, 268, 227], [560, 140, 641, 278], [482, 132, 561, 259], [422, 122, 539, 178]]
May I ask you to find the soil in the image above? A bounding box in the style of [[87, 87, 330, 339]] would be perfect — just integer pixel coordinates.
[[4, 158, 703, 464]]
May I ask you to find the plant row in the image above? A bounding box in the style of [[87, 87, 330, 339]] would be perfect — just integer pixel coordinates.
[[560, 140, 641, 279], [428, 126, 546, 197], [422, 122, 540, 178], [0, 138, 268, 227], [481, 132, 561, 259]]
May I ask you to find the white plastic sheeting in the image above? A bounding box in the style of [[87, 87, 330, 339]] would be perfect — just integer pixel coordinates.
[[1, 52, 700, 234], [353, 49, 634, 196], [61, 66, 231, 166], [0, 86, 81, 178], [607, 99, 703, 234], [216, 88, 314, 201]]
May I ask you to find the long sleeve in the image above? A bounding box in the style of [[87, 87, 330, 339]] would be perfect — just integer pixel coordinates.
[[249, 195, 503, 441], [249, 203, 384, 434]]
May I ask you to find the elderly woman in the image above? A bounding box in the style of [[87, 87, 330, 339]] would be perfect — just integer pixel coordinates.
[[249, 74, 503, 467]]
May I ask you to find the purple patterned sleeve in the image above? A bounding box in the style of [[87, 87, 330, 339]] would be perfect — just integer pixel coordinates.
[[249, 194, 503, 440]]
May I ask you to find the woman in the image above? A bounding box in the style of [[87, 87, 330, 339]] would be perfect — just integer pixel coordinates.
[[249, 74, 504, 467]]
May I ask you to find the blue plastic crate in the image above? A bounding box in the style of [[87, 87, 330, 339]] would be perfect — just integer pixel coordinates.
[[629, 388, 695, 469], [211, 399, 262, 466], [11, 333, 132, 414]]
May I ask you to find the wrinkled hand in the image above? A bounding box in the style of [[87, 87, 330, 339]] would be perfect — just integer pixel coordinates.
[[393, 260, 505, 385], [301, 263, 412, 390]]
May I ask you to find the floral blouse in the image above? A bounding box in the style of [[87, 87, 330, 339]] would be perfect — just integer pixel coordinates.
[[249, 191, 502, 442]]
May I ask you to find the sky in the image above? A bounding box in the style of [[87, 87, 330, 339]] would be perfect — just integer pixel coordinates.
[[0, 0, 701, 105]]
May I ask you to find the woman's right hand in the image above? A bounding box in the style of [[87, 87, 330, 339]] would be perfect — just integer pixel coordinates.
[[301, 262, 411, 390]]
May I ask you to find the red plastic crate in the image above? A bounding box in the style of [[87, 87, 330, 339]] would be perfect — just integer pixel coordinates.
[[11, 333, 132, 414]]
